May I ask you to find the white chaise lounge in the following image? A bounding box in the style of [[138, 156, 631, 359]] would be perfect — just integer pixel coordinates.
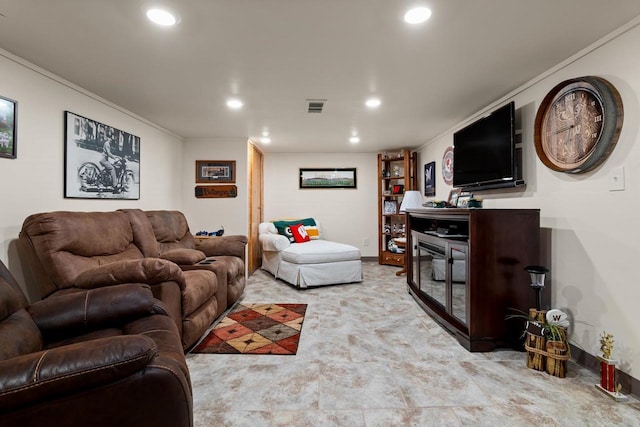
[[259, 219, 362, 288]]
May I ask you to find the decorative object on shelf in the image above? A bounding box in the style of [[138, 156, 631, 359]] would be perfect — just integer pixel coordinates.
[[457, 192, 472, 208], [299, 167, 356, 189], [64, 111, 140, 200], [525, 265, 549, 310], [534, 76, 624, 174], [195, 185, 237, 198], [196, 160, 236, 183], [447, 188, 461, 207], [399, 190, 423, 213], [0, 95, 17, 159], [467, 197, 483, 208], [442, 146, 454, 185], [383, 200, 397, 215], [392, 184, 404, 194], [424, 161, 435, 197], [393, 165, 401, 176], [596, 332, 628, 401]]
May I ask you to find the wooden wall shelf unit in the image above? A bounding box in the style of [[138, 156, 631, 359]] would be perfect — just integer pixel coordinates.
[[406, 208, 544, 352], [378, 150, 417, 270]]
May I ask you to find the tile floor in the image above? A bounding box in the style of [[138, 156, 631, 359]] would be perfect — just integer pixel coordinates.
[[187, 261, 640, 426]]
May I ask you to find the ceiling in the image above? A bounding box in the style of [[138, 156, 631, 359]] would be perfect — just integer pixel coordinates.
[[1, 1, 640, 153]]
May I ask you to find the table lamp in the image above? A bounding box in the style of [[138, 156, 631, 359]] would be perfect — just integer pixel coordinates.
[[399, 190, 423, 212]]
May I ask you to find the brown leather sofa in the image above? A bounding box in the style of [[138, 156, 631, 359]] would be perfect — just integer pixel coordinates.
[[122, 209, 246, 311], [19, 211, 220, 350], [0, 260, 192, 427]]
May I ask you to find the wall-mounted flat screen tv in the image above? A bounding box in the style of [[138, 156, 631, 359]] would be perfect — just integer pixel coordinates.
[[453, 101, 521, 190]]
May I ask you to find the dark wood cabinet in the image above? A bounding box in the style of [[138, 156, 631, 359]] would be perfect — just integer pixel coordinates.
[[406, 208, 544, 352]]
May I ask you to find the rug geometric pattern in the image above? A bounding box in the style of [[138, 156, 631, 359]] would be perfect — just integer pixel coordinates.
[[191, 303, 307, 355]]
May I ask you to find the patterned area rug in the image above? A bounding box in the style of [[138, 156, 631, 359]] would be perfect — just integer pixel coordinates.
[[192, 303, 307, 355]]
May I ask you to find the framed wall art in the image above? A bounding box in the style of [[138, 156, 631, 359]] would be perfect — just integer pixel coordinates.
[[196, 160, 236, 183], [424, 161, 435, 197], [64, 111, 140, 199], [299, 168, 356, 189], [0, 95, 17, 159]]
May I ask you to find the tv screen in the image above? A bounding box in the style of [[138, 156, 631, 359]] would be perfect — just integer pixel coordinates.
[[453, 102, 515, 189]]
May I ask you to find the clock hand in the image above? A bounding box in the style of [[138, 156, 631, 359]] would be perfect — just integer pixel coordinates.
[[547, 124, 574, 136]]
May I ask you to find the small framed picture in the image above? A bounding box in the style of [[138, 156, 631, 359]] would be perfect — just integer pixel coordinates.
[[457, 193, 472, 208], [0, 95, 17, 159], [424, 161, 435, 197], [196, 160, 236, 183], [383, 200, 397, 215], [447, 188, 461, 207]]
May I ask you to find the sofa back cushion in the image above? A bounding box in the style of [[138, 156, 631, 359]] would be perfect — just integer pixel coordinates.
[[20, 211, 144, 297], [119, 209, 161, 258], [144, 210, 197, 253]]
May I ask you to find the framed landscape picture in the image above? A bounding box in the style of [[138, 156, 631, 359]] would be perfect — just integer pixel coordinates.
[[64, 111, 140, 199], [299, 168, 356, 189], [196, 160, 236, 183], [0, 95, 17, 159]]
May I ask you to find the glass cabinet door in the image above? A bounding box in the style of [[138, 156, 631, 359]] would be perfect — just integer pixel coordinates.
[[448, 243, 468, 325], [416, 235, 447, 310]]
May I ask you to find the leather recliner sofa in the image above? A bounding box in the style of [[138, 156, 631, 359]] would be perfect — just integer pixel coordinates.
[[19, 210, 221, 350], [122, 209, 246, 311], [0, 260, 192, 427]]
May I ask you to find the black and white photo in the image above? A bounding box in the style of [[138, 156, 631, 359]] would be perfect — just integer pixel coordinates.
[[64, 111, 140, 199]]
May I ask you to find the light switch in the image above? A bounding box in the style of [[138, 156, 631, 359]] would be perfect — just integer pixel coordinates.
[[609, 166, 625, 191]]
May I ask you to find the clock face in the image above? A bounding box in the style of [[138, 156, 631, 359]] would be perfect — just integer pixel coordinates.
[[534, 76, 623, 173]]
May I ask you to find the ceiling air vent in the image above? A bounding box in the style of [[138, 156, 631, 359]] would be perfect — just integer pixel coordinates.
[[306, 99, 326, 114]]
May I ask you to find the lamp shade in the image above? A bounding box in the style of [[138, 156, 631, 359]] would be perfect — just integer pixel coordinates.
[[399, 190, 423, 212]]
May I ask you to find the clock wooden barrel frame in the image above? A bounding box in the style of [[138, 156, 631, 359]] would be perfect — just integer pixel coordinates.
[[534, 76, 623, 174]]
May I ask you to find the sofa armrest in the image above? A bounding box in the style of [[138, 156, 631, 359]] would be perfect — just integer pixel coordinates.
[[74, 258, 186, 290], [195, 235, 248, 259], [27, 284, 156, 341], [160, 248, 206, 265], [0, 335, 156, 411], [259, 233, 290, 252]]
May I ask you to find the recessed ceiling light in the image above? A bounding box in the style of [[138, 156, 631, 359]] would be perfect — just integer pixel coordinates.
[[404, 7, 432, 24], [262, 130, 270, 137], [349, 136, 360, 144], [226, 98, 243, 109], [365, 98, 381, 108], [260, 137, 271, 144], [146, 8, 177, 26]]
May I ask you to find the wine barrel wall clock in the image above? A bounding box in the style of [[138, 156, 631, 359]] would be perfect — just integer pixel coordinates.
[[534, 76, 623, 174]]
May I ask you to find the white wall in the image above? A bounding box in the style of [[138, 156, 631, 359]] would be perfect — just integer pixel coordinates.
[[263, 153, 379, 257], [181, 138, 249, 235], [415, 22, 640, 380], [0, 49, 184, 296]]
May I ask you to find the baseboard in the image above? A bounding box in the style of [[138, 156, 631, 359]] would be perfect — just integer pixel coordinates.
[[570, 343, 639, 399], [361, 256, 378, 262]]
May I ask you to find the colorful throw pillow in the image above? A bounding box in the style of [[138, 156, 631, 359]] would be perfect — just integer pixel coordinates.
[[290, 223, 310, 243], [273, 218, 317, 243]]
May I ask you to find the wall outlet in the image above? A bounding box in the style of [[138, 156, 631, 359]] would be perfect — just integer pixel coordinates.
[[363, 238, 370, 246], [609, 166, 625, 191]]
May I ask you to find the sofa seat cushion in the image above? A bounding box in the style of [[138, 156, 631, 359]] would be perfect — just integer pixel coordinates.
[[181, 270, 217, 316], [281, 240, 360, 264]]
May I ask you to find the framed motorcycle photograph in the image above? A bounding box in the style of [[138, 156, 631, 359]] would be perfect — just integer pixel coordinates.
[[64, 111, 140, 199]]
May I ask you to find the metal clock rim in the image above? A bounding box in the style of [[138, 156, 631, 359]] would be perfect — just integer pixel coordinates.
[[534, 76, 623, 174]]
